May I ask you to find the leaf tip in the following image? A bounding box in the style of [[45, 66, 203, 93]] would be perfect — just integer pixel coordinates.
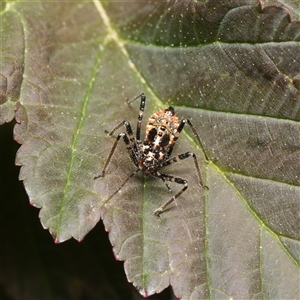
[[54, 238, 59, 244], [284, 8, 291, 22], [142, 291, 147, 298]]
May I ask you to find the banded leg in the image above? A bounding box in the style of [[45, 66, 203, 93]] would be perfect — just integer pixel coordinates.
[[153, 172, 188, 217], [161, 151, 208, 189], [127, 93, 146, 141], [94, 130, 137, 179], [102, 168, 141, 206], [171, 119, 209, 161], [105, 120, 138, 154]]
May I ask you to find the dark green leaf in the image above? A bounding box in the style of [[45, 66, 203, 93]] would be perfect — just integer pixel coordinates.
[[1, 0, 299, 299]]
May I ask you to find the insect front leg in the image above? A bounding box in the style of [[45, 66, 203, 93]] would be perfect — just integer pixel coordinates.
[[94, 132, 138, 180], [94, 132, 126, 179]]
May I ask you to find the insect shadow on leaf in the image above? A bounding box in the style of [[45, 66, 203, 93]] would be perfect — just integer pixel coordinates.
[[94, 93, 209, 217]]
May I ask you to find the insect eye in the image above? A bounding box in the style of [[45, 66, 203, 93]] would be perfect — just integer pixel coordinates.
[[148, 128, 157, 141], [160, 134, 170, 147]]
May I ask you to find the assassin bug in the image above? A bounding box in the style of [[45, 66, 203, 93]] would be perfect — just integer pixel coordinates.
[[94, 93, 209, 217]]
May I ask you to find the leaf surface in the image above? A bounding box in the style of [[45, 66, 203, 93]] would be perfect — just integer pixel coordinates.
[[1, 0, 299, 299]]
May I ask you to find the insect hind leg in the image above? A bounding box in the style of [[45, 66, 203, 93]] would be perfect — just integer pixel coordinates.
[[152, 172, 188, 217], [102, 168, 141, 207]]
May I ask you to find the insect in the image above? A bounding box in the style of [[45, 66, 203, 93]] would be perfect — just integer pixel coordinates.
[[94, 93, 209, 217]]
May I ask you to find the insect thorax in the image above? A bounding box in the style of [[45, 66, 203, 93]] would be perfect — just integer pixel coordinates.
[[139, 107, 179, 172]]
